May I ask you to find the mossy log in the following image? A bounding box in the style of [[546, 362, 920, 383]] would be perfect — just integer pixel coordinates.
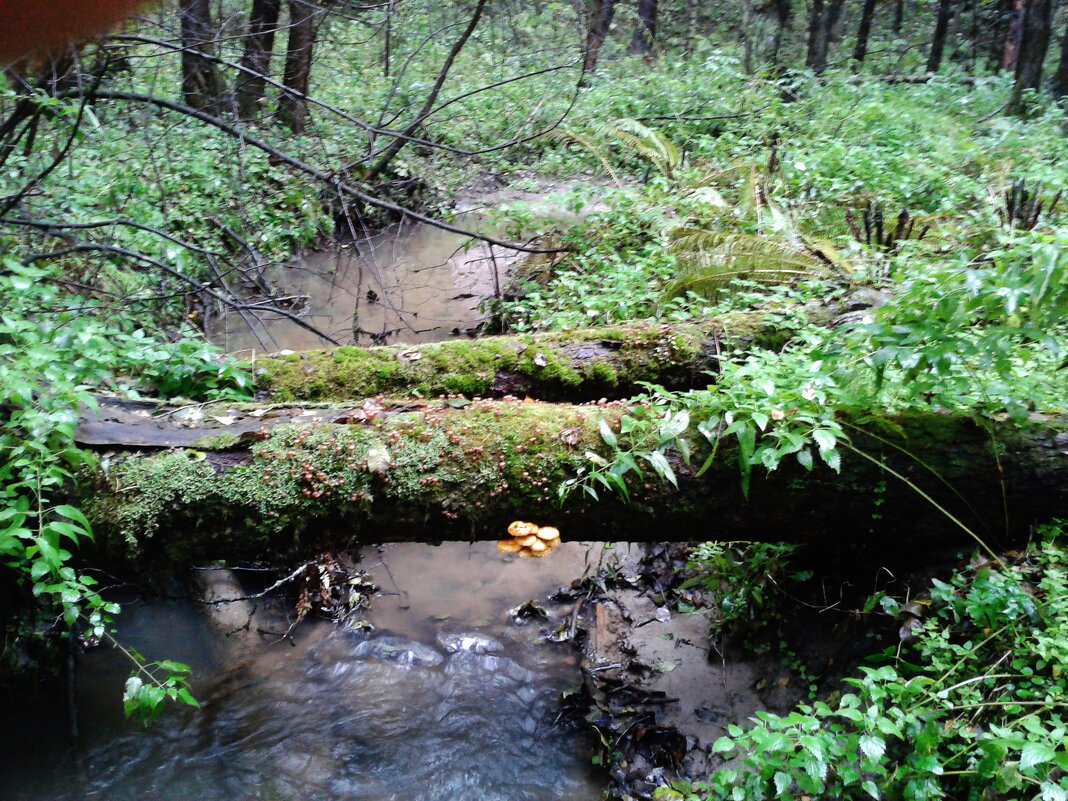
[[80, 399, 1068, 566], [251, 312, 825, 402]]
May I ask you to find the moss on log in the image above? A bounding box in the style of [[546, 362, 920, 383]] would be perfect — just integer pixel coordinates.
[[81, 399, 1068, 566], [252, 312, 820, 402]]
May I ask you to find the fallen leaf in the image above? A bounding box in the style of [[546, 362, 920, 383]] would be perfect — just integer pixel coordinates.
[[559, 427, 580, 446], [397, 348, 423, 362], [533, 351, 547, 367], [211, 415, 237, 426]]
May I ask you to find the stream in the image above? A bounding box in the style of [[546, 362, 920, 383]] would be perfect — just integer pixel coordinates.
[[0, 542, 608, 801]]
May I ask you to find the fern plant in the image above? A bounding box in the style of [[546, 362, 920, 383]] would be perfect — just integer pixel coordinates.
[[554, 117, 683, 181], [661, 229, 841, 301]]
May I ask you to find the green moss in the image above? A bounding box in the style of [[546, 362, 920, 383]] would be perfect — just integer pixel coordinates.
[[252, 318, 770, 401], [191, 433, 243, 450]]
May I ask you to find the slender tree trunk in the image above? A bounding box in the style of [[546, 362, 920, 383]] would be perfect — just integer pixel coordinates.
[[892, 0, 905, 33], [1001, 0, 1027, 70], [362, 0, 489, 182], [806, 0, 830, 72], [770, 0, 792, 64], [740, 0, 754, 72], [1006, 0, 1054, 114], [235, 0, 281, 119], [628, 0, 659, 54], [179, 0, 224, 112], [383, 0, 395, 77], [582, 0, 617, 73], [277, 0, 321, 134], [1052, 18, 1068, 100], [827, 0, 847, 42], [926, 0, 954, 71], [683, 0, 697, 56], [852, 0, 878, 67]]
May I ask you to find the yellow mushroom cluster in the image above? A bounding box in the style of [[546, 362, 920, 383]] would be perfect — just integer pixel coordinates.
[[498, 521, 561, 558]]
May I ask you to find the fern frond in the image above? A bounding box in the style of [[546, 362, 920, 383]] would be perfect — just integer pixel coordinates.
[[662, 230, 835, 300], [551, 129, 623, 187]]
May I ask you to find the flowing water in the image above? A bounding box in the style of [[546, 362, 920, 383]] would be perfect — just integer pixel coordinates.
[[0, 542, 608, 801]]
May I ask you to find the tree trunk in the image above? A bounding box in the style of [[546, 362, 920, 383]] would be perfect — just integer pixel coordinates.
[[79, 401, 1068, 566], [583, 0, 617, 73], [1001, 0, 1027, 70], [276, 0, 321, 134], [179, 0, 224, 112], [1052, 17, 1068, 100], [806, 0, 829, 72], [248, 315, 811, 402], [741, 0, 755, 73], [629, 0, 658, 55], [770, 0, 792, 64], [892, 0, 904, 34], [852, 0, 879, 67], [235, 0, 281, 119], [926, 0, 954, 72], [1006, 0, 1054, 114]]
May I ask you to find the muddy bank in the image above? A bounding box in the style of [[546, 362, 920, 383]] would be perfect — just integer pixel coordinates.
[[564, 541, 943, 800]]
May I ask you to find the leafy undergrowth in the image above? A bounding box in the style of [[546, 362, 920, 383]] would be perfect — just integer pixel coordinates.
[[659, 522, 1068, 801], [0, 256, 250, 720]]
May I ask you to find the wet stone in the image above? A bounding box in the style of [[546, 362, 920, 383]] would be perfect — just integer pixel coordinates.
[[353, 635, 444, 667], [437, 631, 505, 654]]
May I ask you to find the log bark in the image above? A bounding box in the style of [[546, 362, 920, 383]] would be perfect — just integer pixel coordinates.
[[250, 315, 816, 402], [79, 399, 1068, 567]]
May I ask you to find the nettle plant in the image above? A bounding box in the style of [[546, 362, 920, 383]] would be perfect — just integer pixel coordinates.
[[561, 333, 848, 505], [0, 258, 251, 722], [656, 523, 1068, 801]]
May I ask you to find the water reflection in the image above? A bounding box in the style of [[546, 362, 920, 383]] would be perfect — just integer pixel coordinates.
[[0, 542, 606, 801]]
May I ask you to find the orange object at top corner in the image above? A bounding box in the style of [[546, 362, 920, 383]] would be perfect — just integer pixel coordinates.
[[0, 0, 151, 62]]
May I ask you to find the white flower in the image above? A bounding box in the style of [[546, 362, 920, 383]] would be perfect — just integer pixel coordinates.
[[771, 408, 786, 421], [801, 385, 817, 401]]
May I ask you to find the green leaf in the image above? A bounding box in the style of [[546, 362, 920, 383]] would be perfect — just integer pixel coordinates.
[[712, 736, 735, 754], [859, 734, 886, 761], [1021, 742, 1057, 771], [773, 771, 792, 796], [812, 429, 836, 453], [598, 417, 618, 449]]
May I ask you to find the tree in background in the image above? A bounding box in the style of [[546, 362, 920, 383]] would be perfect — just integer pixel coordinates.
[[852, 0, 879, 68], [236, 0, 282, 119], [583, 0, 617, 73], [926, 0, 955, 72], [1007, 0, 1056, 113], [277, 0, 323, 133], [1052, 17, 1068, 100], [178, 0, 225, 112], [629, 0, 659, 55]]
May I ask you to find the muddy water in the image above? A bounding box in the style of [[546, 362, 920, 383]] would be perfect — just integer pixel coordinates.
[[209, 216, 522, 353], [0, 542, 608, 801]]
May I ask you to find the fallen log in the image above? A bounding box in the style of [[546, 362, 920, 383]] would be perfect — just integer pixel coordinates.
[[250, 312, 827, 402], [80, 398, 1068, 565]]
